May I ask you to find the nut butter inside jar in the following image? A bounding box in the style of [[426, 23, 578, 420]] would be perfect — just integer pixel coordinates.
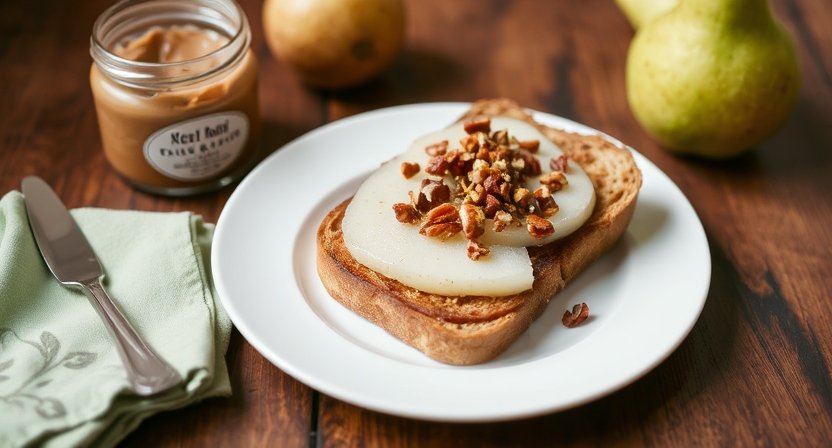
[[90, 0, 260, 196]]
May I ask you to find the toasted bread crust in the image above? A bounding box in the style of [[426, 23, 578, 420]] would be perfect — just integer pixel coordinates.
[[316, 99, 642, 365]]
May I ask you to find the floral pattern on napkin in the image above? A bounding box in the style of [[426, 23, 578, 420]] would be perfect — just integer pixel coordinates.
[[0, 328, 98, 420]]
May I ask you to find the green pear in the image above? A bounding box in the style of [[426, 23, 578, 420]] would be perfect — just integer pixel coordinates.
[[615, 0, 678, 29], [626, 0, 800, 158]]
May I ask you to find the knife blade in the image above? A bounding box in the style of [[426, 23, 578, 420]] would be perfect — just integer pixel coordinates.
[[22, 176, 181, 396]]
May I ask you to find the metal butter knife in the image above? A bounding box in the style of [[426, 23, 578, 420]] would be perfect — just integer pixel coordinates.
[[22, 176, 181, 396]]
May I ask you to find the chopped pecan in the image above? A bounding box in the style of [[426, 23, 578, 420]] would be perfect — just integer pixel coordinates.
[[392, 203, 420, 224], [481, 137, 497, 152], [482, 173, 503, 197], [488, 145, 511, 164], [491, 159, 508, 172], [550, 154, 569, 172], [409, 190, 431, 213], [510, 157, 525, 172], [499, 181, 512, 201], [467, 183, 486, 205], [466, 239, 490, 261], [421, 221, 462, 239], [446, 151, 474, 177], [400, 161, 420, 179], [534, 186, 559, 217], [562, 303, 589, 328], [460, 134, 480, 153], [469, 166, 491, 184], [512, 187, 534, 210], [421, 179, 450, 207], [483, 194, 501, 218], [422, 203, 459, 225], [526, 214, 554, 238], [425, 140, 449, 156], [491, 129, 509, 146], [518, 150, 541, 176], [419, 203, 462, 239], [459, 203, 485, 239], [518, 139, 540, 153], [425, 156, 450, 175], [466, 189, 479, 205], [493, 210, 513, 232], [463, 116, 491, 134], [540, 171, 568, 192]]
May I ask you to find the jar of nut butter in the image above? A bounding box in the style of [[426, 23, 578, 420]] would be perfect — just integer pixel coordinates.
[[90, 0, 259, 196]]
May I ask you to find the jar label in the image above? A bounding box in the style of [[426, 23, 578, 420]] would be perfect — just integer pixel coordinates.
[[143, 112, 249, 181]]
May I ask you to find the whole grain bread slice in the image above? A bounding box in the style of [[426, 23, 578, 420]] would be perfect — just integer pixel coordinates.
[[317, 98, 642, 365]]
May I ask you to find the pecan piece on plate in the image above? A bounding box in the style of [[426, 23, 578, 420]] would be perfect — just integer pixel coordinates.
[[562, 303, 590, 328]]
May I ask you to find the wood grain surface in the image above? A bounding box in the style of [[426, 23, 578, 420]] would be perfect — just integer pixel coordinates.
[[1, 0, 830, 446]]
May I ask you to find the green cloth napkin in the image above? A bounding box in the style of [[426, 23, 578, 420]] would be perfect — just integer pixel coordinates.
[[0, 191, 232, 447]]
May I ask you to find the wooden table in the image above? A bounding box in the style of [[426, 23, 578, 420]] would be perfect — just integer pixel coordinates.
[[2, 0, 831, 446]]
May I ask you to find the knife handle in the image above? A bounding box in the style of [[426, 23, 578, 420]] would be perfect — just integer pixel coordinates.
[[81, 278, 182, 396]]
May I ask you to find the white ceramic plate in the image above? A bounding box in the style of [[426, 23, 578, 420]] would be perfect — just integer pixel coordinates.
[[212, 103, 710, 422]]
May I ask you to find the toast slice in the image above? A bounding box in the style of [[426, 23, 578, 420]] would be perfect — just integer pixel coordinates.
[[317, 98, 642, 365]]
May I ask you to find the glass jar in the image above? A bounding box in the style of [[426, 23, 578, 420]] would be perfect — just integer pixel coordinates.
[[90, 0, 260, 196]]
